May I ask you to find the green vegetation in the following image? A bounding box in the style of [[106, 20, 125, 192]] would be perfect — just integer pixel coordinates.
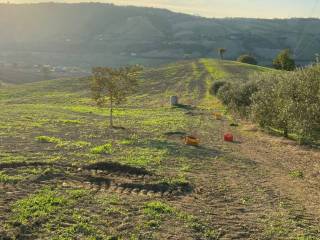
[[273, 49, 296, 71], [11, 188, 67, 225], [209, 80, 227, 96], [143, 201, 219, 239], [0, 171, 23, 184], [91, 66, 142, 127], [218, 48, 227, 60], [237, 54, 258, 65], [36, 136, 91, 150], [289, 170, 304, 179], [90, 143, 113, 155], [36, 136, 61, 144], [216, 64, 320, 144]]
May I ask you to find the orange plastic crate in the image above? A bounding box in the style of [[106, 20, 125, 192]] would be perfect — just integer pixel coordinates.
[[213, 112, 223, 120], [184, 136, 200, 146]]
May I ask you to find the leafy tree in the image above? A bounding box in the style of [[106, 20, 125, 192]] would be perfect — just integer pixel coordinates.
[[273, 49, 295, 71], [251, 72, 293, 137], [237, 54, 258, 65], [252, 68, 320, 141], [91, 65, 142, 128], [217, 80, 259, 117], [289, 67, 320, 143], [209, 80, 227, 96], [218, 48, 227, 60]]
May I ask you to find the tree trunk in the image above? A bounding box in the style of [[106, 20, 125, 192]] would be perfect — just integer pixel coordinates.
[[283, 127, 288, 138], [110, 97, 113, 128]]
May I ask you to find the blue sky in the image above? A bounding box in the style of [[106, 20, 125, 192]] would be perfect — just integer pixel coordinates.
[[9, 0, 320, 18]]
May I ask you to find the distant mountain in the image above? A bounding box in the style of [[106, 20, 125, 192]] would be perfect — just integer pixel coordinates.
[[0, 3, 319, 68]]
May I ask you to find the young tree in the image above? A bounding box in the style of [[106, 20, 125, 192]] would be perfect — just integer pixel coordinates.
[[218, 48, 227, 60], [237, 54, 258, 65], [91, 65, 142, 128], [273, 49, 295, 71]]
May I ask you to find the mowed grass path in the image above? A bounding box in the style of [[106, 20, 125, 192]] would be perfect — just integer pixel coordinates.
[[0, 59, 319, 239]]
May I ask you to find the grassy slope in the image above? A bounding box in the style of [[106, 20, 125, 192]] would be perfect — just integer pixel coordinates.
[[1, 59, 319, 239]]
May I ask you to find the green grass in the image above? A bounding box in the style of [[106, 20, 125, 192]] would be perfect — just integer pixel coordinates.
[[36, 136, 62, 144], [90, 143, 113, 154], [289, 170, 304, 179], [36, 136, 91, 150], [143, 201, 219, 239], [0, 171, 23, 184], [11, 188, 68, 225]]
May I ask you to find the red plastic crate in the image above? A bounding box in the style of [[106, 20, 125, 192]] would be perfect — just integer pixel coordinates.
[[224, 133, 234, 142]]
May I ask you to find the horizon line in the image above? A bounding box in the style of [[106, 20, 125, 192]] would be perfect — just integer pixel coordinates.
[[2, 1, 320, 20]]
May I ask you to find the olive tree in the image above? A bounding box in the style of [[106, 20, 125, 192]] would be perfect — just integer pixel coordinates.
[[273, 49, 295, 71], [290, 67, 320, 143], [237, 54, 258, 65], [251, 72, 294, 137], [91, 65, 142, 128], [252, 67, 320, 142], [218, 48, 227, 60]]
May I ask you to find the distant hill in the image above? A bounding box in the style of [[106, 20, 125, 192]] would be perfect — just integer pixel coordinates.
[[0, 3, 319, 68]]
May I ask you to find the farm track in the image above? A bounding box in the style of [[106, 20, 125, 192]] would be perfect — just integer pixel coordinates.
[[167, 112, 320, 239]]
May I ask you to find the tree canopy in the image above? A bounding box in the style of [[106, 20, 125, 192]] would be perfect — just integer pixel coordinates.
[[237, 54, 258, 65], [273, 49, 296, 71], [91, 65, 142, 127]]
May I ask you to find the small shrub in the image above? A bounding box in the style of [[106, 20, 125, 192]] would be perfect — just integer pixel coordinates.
[[237, 54, 258, 65], [90, 143, 113, 154]]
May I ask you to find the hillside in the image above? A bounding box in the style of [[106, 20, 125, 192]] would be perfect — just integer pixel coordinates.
[[1, 59, 320, 239], [1, 3, 320, 68], [0, 59, 269, 106]]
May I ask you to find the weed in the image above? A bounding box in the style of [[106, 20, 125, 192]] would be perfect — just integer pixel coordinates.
[[144, 201, 175, 218], [36, 136, 62, 144], [0, 171, 23, 184], [90, 143, 113, 154], [289, 170, 304, 179]]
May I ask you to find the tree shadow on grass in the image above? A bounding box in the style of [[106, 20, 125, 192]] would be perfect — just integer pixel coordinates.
[[84, 161, 151, 176], [131, 139, 220, 160], [172, 104, 195, 111]]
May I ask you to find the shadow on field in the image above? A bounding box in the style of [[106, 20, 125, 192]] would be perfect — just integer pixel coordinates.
[[0, 161, 58, 170], [119, 181, 193, 195], [132, 139, 220, 160], [86, 176, 112, 186], [172, 104, 195, 111], [84, 161, 151, 176]]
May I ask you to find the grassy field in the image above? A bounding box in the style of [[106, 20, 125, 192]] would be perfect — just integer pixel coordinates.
[[0, 59, 320, 239]]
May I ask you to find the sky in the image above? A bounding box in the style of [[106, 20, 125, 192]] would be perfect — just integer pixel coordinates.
[[6, 0, 320, 18]]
